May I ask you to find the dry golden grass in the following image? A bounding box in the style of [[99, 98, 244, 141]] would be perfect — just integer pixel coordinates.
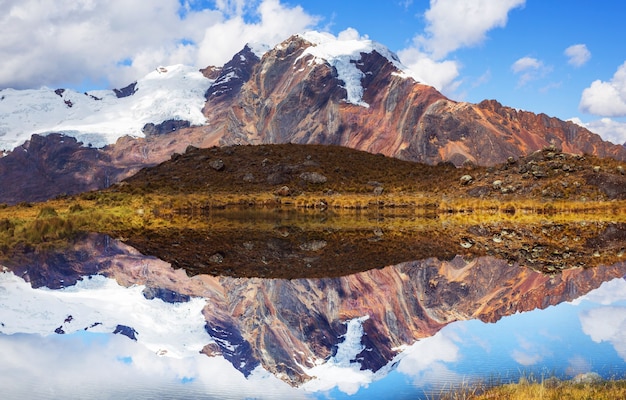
[[470, 379, 626, 400]]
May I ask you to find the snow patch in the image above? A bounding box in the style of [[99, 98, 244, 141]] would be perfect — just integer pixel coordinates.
[[295, 31, 418, 107], [0, 272, 210, 358], [0, 64, 214, 151], [248, 42, 270, 59], [300, 315, 373, 395]]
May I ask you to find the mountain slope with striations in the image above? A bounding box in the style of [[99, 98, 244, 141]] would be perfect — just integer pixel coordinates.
[[1, 31, 625, 204]]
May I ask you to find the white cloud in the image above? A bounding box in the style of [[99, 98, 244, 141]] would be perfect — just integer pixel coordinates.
[[511, 57, 542, 73], [579, 306, 626, 361], [579, 61, 626, 117], [573, 278, 626, 305], [397, 47, 461, 93], [0, 333, 307, 399], [0, 0, 318, 90], [569, 117, 626, 145], [398, 0, 524, 96], [397, 329, 462, 388], [565, 44, 591, 67], [510, 336, 545, 366], [511, 56, 549, 86], [417, 0, 525, 59], [196, 0, 319, 69]]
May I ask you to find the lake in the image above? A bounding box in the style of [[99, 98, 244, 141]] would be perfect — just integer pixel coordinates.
[[1, 209, 625, 399]]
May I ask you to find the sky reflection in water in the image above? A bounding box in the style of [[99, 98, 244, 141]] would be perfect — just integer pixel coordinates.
[[0, 236, 626, 398]]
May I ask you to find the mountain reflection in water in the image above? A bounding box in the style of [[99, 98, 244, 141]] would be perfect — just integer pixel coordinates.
[[0, 211, 626, 398], [117, 208, 626, 278]]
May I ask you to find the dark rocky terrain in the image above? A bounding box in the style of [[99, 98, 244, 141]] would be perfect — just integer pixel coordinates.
[[1, 35, 626, 205]]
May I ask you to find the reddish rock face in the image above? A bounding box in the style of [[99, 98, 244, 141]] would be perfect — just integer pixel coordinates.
[[2, 34, 626, 204], [198, 35, 626, 166]]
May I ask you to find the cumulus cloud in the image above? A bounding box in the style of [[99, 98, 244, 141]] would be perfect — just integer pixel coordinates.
[[579, 61, 626, 117], [569, 117, 626, 146], [572, 278, 626, 305], [0, 0, 318, 90], [0, 333, 307, 399], [397, 47, 461, 93], [511, 56, 549, 86], [565, 44, 591, 67], [397, 329, 462, 389], [510, 336, 546, 366], [579, 306, 626, 361], [417, 0, 525, 59], [399, 0, 524, 96]]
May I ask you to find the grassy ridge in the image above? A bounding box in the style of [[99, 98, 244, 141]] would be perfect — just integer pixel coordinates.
[[0, 143, 625, 275]]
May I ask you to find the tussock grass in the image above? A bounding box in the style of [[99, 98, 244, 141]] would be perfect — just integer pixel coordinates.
[[430, 373, 626, 400], [471, 378, 626, 400]]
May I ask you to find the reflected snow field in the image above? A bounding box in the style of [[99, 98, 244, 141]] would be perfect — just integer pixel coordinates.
[[1, 264, 626, 399]]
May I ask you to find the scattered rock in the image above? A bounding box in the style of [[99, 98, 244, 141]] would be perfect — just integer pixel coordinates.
[[266, 172, 287, 185], [209, 159, 225, 171], [275, 186, 291, 196], [459, 175, 473, 185], [243, 172, 255, 182], [209, 253, 224, 263], [492, 180, 503, 189], [185, 145, 199, 154], [299, 172, 327, 184], [460, 238, 474, 248], [543, 376, 561, 389], [572, 372, 602, 384], [299, 240, 327, 251]]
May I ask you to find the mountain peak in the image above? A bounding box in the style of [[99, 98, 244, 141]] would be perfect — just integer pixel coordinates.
[[290, 31, 419, 107]]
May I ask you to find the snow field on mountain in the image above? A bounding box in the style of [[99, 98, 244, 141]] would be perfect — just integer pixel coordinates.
[[300, 315, 375, 395], [296, 31, 418, 108], [0, 271, 211, 358], [0, 64, 213, 152]]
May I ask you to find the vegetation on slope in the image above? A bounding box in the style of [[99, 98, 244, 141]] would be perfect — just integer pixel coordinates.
[[0, 143, 625, 278]]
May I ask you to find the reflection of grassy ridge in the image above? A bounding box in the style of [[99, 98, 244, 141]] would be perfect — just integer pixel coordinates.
[[1, 141, 626, 254], [0, 193, 625, 275], [0, 192, 625, 247]]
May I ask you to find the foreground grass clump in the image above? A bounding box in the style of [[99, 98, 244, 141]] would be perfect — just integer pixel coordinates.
[[468, 378, 626, 400], [431, 373, 626, 400]]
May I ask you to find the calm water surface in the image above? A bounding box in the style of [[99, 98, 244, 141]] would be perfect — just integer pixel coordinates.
[[1, 211, 625, 399]]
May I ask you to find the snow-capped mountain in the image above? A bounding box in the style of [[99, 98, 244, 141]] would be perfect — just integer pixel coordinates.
[[1, 31, 626, 204], [0, 64, 212, 151]]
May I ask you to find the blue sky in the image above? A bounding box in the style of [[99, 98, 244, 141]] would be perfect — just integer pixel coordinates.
[[1, 0, 625, 143]]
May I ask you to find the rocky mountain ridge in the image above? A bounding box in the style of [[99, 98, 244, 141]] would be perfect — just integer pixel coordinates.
[[1, 32, 625, 204]]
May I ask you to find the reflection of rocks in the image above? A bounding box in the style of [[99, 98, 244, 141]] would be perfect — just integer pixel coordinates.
[[0, 233, 117, 289], [299, 240, 327, 251], [113, 210, 626, 277], [4, 233, 626, 387], [142, 287, 191, 303]]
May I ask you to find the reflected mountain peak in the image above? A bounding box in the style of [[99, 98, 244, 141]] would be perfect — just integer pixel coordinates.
[[2, 232, 626, 387]]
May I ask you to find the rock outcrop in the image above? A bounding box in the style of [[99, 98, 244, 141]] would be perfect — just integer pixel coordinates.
[[2, 34, 626, 204]]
